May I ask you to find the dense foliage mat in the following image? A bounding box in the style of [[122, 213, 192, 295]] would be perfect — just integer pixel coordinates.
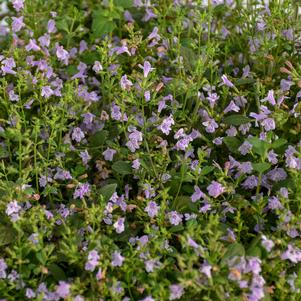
[[0, 0, 301, 300]]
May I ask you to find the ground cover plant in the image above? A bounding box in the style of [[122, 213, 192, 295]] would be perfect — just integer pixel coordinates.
[[0, 0, 301, 300]]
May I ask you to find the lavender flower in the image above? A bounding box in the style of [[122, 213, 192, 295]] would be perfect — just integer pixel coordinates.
[[144, 201, 159, 218], [169, 284, 184, 300], [73, 183, 90, 199], [0, 259, 7, 279], [120, 75, 133, 90], [113, 217, 125, 233], [11, 16, 25, 32], [168, 211, 183, 225], [72, 127, 85, 143], [191, 186, 206, 202], [103, 148, 116, 161], [85, 250, 100, 271], [207, 181, 225, 198], [6, 200, 21, 221], [221, 74, 234, 87], [158, 115, 174, 135], [139, 61, 154, 78], [111, 251, 125, 267], [55, 281, 70, 298]]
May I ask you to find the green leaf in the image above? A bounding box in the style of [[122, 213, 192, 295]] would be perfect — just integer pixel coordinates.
[[247, 137, 270, 157], [221, 243, 245, 265], [89, 130, 108, 147], [223, 137, 241, 153], [0, 225, 17, 246], [252, 162, 271, 173], [235, 78, 256, 86], [200, 166, 215, 176], [112, 161, 132, 175], [48, 264, 67, 281], [223, 114, 252, 126], [114, 0, 133, 8], [271, 138, 287, 149], [99, 184, 117, 202], [92, 11, 116, 37]]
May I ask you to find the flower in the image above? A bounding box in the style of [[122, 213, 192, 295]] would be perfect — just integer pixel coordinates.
[[168, 211, 183, 225], [169, 284, 184, 300], [11, 0, 24, 11], [72, 127, 85, 143], [113, 217, 125, 233], [144, 201, 159, 218], [207, 181, 224, 198], [191, 186, 206, 202], [73, 183, 90, 199], [139, 61, 154, 78], [85, 250, 100, 271], [158, 115, 174, 135], [6, 200, 21, 221], [11, 16, 25, 32], [120, 75, 133, 90], [281, 245, 301, 263], [221, 74, 234, 87], [56, 281, 70, 298], [111, 251, 125, 267], [103, 148, 116, 161], [0, 259, 7, 279]]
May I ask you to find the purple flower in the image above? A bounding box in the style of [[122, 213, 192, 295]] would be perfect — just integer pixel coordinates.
[[25, 39, 41, 52], [56, 45, 69, 63], [56, 281, 70, 298], [242, 175, 258, 189], [206, 92, 219, 108], [169, 284, 184, 300], [221, 74, 234, 88], [224, 101, 240, 113], [80, 150, 91, 165], [158, 115, 174, 135], [11, 0, 24, 11], [200, 262, 212, 278], [85, 250, 100, 271], [261, 235, 274, 252], [47, 19, 56, 33], [11, 16, 25, 32], [191, 186, 206, 202], [268, 196, 283, 210], [6, 200, 21, 221], [93, 61, 103, 73], [144, 201, 159, 218], [262, 90, 276, 106], [261, 118, 275, 131], [25, 288, 35, 299], [73, 183, 90, 199], [111, 251, 125, 267], [38, 34, 50, 48], [41, 86, 53, 98], [267, 150, 278, 164], [126, 128, 143, 152], [8, 90, 19, 102], [103, 148, 116, 161], [0, 259, 7, 279], [238, 141, 252, 155], [114, 217, 125, 233], [202, 118, 218, 133], [281, 245, 301, 263], [207, 181, 224, 198], [120, 75, 133, 90], [132, 159, 140, 170], [72, 127, 85, 143], [168, 211, 183, 225], [139, 61, 154, 78]]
